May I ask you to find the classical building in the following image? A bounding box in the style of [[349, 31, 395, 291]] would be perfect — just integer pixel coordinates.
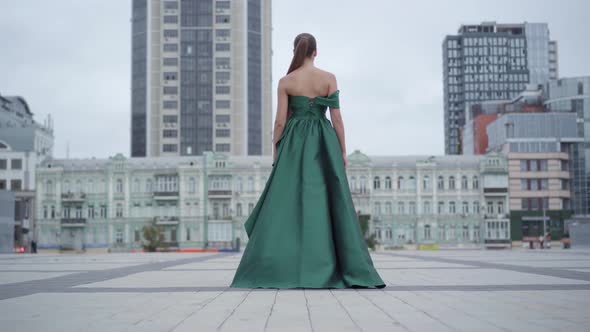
[[346, 151, 510, 249], [130, 0, 273, 157], [35, 151, 509, 251], [0, 94, 54, 252], [443, 22, 558, 154]]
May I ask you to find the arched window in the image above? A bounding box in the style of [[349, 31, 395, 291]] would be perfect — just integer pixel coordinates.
[[236, 176, 243, 192], [373, 176, 380, 190], [116, 179, 123, 193], [45, 180, 54, 194], [462, 201, 469, 214], [247, 176, 254, 191], [236, 203, 242, 216], [145, 179, 153, 193], [578, 82, 584, 95], [408, 176, 416, 190], [384, 176, 392, 190], [437, 176, 444, 190], [473, 176, 479, 189], [449, 176, 456, 190], [473, 201, 480, 214], [133, 179, 140, 193], [188, 177, 196, 193], [360, 176, 367, 193], [385, 201, 392, 215], [75, 180, 82, 193], [374, 202, 381, 215], [63, 180, 70, 193], [88, 180, 94, 193], [449, 201, 456, 214], [423, 201, 431, 214], [424, 225, 431, 240], [397, 176, 404, 190], [350, 176, 357, 191], [423, 176, 430, 190], [398, 201, 405, 215], [461, 176, 468, 189]]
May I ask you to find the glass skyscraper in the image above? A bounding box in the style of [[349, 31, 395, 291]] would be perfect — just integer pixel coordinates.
[[443, 22, 558, 155], [131, 0, 272, 157]]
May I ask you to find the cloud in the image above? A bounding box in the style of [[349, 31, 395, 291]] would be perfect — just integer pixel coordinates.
[[1, 0, 589, 158]]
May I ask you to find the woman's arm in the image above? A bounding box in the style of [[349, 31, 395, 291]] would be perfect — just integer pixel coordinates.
[[273, 77, 289, 161], [328, 75, 347, 167]]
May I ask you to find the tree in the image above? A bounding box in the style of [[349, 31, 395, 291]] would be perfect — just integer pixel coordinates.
[[142, 222, 160, 252], [358, 213, 377, 250]]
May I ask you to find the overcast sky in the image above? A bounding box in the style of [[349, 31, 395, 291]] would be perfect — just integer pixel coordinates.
[[1, 0, 589, 158]]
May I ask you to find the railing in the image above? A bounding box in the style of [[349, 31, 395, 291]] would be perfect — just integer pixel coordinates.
[[154, 216, 180, 225], [153, 191, 179, 199], [208, 190, 232, 196], [60, 218, 87, 226], [61, 192, 86, 201]]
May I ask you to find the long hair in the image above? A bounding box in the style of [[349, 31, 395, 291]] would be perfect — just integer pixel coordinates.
[[287, 33, 317, 74]]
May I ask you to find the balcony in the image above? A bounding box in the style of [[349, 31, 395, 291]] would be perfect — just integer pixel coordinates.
[[153, 191, 179, 200], [61, 192, 86, 202], [154, 216, 180, 225], [208, 189, 232, 197], [60, 218, 87, 227]]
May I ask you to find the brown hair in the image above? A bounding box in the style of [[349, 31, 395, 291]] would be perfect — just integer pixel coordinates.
[[287, 33, 317, 74]]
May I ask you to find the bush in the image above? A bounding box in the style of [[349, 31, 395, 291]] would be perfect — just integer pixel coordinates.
[[358, 213, 377, 251]]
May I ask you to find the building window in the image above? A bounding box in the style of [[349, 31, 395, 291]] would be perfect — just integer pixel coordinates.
[[133, 179, 140, 193], [216, 15, 230, 24], [423, 176, 430, 190], [438, 201, 445, 214], [188, 177, 196, 193], [163, 57, 178, 66], [437, 176, 444, 190], [115, 179, 123, 193], [145, 179, 153, 192], [423, 201, 431, 214], [163, 43, 178, 52], [385, 201, 392, 215], [216, 114, 230, 123], [449, 176, 456, 190], [397, 176, 404, 190], [216, 1, 230, 9], [163, 29, 178, 38], [216, 129, 230, 137], [134, 230, 141, 242], [100, 205, 107, 218], [163, 101, 178, 109], [215, 29, 230, 39], [11, 159, 22, 170], [216, 86, 230, 94], [462, 201, 469, 214], [373, 176, 380, 190], [487, 202, 494, 215], [409, 202, 416, 214], [497, 201, 504, 214], [10, 179, 22, 191], [163, 86, 178, 95], [449, 201, 456, 214], [163, 129, 178, 138], [51, 206, 56, 219], [424, 225, 431, 240], [216, 43, 230, 51], [374, 202, 381, 215], [163, 15, 178, 24], [163, 115, 178, 123], [163, 72, 177, 80], [215, 144, 230, 152], [43, 205, 48, 219], [397, 201, 405, 215], [216, 100, 230, 109], [88, 205, 95, 219], [578, 82, 584, 95], [215, 57, 230, 69], [461, 176, 468, 189], [164, 1, 178, 10], [473, 176, 479, 189], [248, 203, 254, 214], [0, 159, 6, 169], [236, 203, 242, 216], [473, 201, 480, 214], [163, 144, 178, 152], [115, 204, 123, 218], [384, 176, 392, 190], [116, 229, 123, 244]]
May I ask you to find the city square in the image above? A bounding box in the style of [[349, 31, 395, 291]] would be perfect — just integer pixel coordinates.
[[1, 248, 590, 331]]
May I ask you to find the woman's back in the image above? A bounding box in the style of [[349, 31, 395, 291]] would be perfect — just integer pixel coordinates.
[[282, 66, 336, 98]]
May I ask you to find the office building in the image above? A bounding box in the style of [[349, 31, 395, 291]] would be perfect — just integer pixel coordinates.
[[131, 0, 273, 157], [443, 22, 558, 154]]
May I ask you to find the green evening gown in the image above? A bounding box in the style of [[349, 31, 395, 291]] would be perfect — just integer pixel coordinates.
[[230, 90, 386, 289]]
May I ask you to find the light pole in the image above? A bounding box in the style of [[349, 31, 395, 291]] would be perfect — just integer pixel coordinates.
[[203, 152, 208, 249]]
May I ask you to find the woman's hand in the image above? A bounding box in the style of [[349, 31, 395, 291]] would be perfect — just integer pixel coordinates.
[[342, 152, 347, 168]]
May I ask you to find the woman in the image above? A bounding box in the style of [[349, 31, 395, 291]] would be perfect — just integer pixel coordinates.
[[230, 33, 385, 289]]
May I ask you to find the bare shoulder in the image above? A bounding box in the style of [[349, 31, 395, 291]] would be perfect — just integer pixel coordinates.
[[315, 67, 337, 81], [277, 75, 293, 90]]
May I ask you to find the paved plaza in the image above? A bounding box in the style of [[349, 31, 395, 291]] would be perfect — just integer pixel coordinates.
[[1, 249, 590, 331]]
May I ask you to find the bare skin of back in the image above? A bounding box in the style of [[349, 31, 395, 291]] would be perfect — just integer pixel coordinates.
[[273, 59, 347, 167]]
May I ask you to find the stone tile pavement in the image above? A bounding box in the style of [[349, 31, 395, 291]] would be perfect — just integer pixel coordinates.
[[1, 249, 590, 331]]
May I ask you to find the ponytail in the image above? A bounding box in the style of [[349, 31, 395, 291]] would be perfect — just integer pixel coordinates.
[[287, 33, 317, 74]]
